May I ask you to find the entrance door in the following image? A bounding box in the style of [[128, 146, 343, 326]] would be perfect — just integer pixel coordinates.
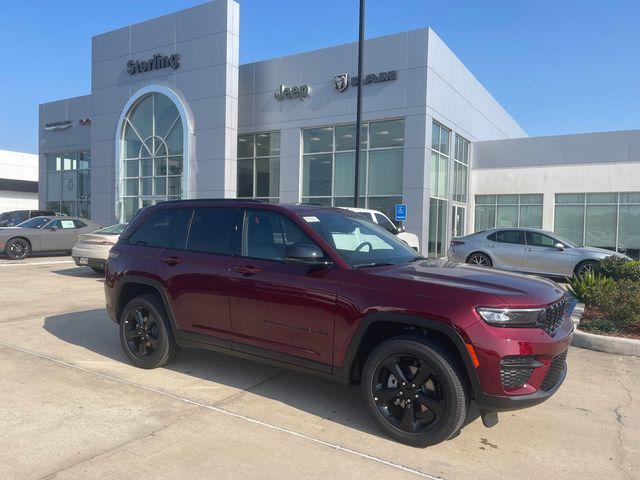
[[452, 206, 465, 238]]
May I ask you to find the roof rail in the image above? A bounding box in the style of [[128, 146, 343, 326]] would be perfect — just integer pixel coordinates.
[[160, 198, 268, 205]]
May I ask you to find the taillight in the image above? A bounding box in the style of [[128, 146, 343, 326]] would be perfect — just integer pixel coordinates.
[[450, 240, 465, 247], [80, 240, 115, 246]]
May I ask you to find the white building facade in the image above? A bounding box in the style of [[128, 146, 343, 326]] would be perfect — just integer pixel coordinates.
[[0, 150, 39, 212], [38, 0, 640, 259]]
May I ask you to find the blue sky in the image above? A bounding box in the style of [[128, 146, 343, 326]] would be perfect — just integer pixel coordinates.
[[1, 0, 639, 154]]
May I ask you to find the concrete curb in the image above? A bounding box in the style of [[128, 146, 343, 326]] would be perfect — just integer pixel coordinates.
[[569, 301, 640, 356]]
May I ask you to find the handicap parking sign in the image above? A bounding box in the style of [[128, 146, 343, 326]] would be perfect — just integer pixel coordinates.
[[395, 204, 407, 222]]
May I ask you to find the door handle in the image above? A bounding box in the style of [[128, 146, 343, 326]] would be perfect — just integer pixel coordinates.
[[234, 266, 261, 276], [162, 256, 183, 266]]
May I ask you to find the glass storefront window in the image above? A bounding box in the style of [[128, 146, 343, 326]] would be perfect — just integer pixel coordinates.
[[237, 132, 280, 201], [120, 92, 183, 221], [554, 192, 640, 258], [474, 194, 543, 231], [45, 151, 91, 217], [301, 119, 404, 220]]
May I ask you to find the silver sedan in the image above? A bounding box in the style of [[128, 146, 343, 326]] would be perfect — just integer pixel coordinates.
[[0, 216, 102, 260], [72, 223, 127, 272], [447, 227, 629, 277]]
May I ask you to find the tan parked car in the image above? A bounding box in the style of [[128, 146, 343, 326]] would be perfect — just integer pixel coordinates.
[[0, 216, 101, 260], [72, 224, 127, 273]]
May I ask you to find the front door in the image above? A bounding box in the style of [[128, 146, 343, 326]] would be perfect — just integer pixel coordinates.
[[452, 206, 465, 237], [229, 209, 338, 368], [41, 219, 80, 251], [522, 231, 576, 276]]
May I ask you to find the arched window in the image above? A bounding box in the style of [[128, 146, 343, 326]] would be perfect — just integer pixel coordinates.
[[120, 92, 184, 221]]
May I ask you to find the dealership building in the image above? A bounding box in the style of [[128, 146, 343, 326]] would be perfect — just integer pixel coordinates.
[[38, 0, 640, 258]]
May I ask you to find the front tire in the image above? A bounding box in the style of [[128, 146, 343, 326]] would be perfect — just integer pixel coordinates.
[[574, 260, 597, 277], [5, 238, 31, 260], [119, 294, 177, 369], [361, 336, 468, 447]]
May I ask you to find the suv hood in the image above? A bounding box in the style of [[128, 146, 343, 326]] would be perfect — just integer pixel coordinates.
[[367, 259, 564, 307]]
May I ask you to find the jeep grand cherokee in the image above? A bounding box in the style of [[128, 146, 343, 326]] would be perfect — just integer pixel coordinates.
[[105, 200, 572, 447]]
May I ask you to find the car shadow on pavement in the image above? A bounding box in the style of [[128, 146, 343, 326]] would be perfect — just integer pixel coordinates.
[[43, 308, 404, 441], [51, 267, 105, 281]]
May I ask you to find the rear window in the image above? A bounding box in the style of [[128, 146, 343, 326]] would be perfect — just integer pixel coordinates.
[[128, 209, 183, 248]]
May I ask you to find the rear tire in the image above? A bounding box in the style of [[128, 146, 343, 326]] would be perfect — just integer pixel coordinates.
[[5, 238, 31, 260], [361, 336, 468, 447], [466, 252, 492, 267], [119, 294, 177, 369]]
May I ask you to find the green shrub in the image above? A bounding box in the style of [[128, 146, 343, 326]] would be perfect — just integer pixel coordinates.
[[596, 255, 640, 281], [582, 279, 640, 325], [567, 271, 613, 303]]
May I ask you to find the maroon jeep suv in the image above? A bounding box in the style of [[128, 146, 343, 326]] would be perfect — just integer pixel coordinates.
[[105, 200, 573, 446]]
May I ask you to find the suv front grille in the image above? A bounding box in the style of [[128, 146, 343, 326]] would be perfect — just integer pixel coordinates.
[[539, 299, 566, 336], [540, 351, 568, 391]]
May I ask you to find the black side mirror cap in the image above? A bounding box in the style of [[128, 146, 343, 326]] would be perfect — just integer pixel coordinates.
[[283, 244, 331, 266]]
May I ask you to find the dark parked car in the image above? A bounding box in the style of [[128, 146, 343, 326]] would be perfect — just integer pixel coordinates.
[[105, 200, 573, 447], [0, 209, 56, 227]]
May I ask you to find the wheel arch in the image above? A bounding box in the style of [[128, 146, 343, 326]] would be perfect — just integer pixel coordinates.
[[335, 312, 482, 398], [116, 276, 178, 333], [465, 250, 493, 265]]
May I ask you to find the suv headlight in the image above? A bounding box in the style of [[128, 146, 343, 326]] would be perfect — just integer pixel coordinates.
[[476, 307, 545, 327]]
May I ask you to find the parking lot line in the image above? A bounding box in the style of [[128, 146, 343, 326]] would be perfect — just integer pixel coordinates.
[[0, 340, 443, 480], [0, 260, 75, 267]]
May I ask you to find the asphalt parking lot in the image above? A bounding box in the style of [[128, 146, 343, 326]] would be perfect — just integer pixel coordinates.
[[0, 256, 638, 480]]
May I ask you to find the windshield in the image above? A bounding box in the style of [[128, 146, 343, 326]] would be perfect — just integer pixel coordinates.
[[300, 211, 420, 268], [16, 217, 50, 229], [93, 223, 127, 235]]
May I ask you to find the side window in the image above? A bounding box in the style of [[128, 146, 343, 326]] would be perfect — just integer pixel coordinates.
[[526, 232, 556, 247], [47, 220, 62, 229], [495, 230, 525, 245], [242, 210, 315, 261], [60, 220, 77, 229], [374, 213, 397, 232], [73, 220, 87, 228], [128, 208, 182, 248], [487, 232, 497, 241], [186, 208, 237, 255]]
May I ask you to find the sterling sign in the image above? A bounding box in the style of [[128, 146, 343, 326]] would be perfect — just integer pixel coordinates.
[[274, 84, 310, 101], [127, 54, 180, 75]]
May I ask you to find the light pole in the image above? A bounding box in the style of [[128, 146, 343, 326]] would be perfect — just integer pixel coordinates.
[[353, 0, 365, 207]]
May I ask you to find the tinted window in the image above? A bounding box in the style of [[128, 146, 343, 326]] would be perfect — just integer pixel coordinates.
[[374, 213, 396, 232], [129, 209, 182, 248], [495, 230, 524, 245], [526, 231, 557, 247], [73, 220, 87, 228], [243, 210, 314, 261], [186, 208, 236, 255]]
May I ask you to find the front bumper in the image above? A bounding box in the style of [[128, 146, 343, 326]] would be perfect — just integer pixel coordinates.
[[465, 311, 573, 412]]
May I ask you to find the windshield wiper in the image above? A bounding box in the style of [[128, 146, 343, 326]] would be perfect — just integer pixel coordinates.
[[353, 262, 394, 269]]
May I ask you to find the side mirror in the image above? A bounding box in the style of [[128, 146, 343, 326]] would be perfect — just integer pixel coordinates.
[[554, 242, 565, 250], [283, 244, 330, 266], [394, 225, 405, 234]]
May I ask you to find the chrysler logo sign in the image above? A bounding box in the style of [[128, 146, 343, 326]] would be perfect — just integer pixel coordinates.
[[333, 70, 397, 92], [44, 121, 72, 131]]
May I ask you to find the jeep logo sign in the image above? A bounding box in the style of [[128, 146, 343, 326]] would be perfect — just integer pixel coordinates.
[[127, 54, 180, 75], [274, 84, 310, 101]]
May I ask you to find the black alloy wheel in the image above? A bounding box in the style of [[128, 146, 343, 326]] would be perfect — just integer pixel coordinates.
[[362, 336, 468, 447], [467, 252, 492, 267], [119, 294, 177, 369], [5, 238, 31, 260]]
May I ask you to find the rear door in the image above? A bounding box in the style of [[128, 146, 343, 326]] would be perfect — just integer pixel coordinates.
[[487, 229, 526, 270], [228, 208, 338, 368], [158, 207, 238, 343]]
